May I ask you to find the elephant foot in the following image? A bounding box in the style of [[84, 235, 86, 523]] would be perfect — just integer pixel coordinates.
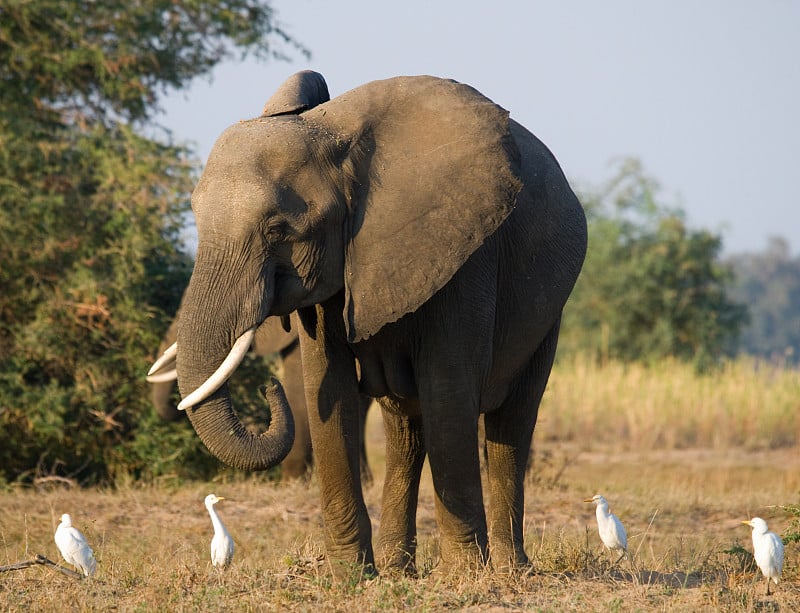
[[435, 540, 489, 577], [378, 549, 418, 578], [326, 558, 378, 583], [324, 543, 378, 583], [488, 545, 530, 574], [491, 556, 534, 577]]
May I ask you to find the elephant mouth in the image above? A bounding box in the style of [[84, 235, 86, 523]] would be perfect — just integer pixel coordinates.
[[147, 326, 258, 411]]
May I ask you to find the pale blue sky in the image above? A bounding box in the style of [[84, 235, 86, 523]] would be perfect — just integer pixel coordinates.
[[161, 0, 799, 255]]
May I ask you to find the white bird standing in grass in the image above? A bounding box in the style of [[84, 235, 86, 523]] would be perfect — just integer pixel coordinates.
[[205, 494, 234, 569], [742, 517, 783, 595], [585, 494, 628, 564], [54, 513, 97, 577]]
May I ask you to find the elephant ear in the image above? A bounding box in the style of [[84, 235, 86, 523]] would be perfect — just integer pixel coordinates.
[[262, 70, 330, 116], [251, 316, 299, 354], [312, 76, 522, 342]]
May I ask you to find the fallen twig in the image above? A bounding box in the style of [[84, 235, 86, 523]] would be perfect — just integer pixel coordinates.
[[0, 554, 84, 579]]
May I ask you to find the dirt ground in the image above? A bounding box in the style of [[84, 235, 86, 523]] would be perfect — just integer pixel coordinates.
[[0, 409, 798, 611]]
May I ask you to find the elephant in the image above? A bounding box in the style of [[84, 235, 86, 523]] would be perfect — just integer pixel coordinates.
[[147, 311, 372, 482], [152, 71, 587, 576]]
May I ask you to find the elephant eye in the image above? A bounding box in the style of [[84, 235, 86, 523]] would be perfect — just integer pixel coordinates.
[[265, 221, 290, 241]]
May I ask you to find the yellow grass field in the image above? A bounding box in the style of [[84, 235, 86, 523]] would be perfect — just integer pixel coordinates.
[[539, 356, 800, 451], [1, 359, 798, 611]]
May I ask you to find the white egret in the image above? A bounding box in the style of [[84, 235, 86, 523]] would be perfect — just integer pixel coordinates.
[[205, 494, 235, 569], [585, 494, 628, 564], [54, 513, 97, 577], [742, 517, 783, 595]]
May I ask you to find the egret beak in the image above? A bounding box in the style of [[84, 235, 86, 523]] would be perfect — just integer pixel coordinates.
[[741, 520, 752, 527], [217, 497, 225, 501], [584, 498, 594, 503]]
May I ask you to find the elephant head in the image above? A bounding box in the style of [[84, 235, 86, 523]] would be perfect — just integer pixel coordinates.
[[149, 72, 330, 470], [169, 73, 523, 471]]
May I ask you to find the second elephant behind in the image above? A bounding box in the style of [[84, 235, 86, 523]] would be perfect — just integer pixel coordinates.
[[148, 314, 372, 482]]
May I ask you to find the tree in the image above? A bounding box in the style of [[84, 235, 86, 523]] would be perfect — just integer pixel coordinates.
[[0, 0, 304, 484], [727, 237, 800, 365], [0, 0, 305, 124], [560, 159, 748, 369]]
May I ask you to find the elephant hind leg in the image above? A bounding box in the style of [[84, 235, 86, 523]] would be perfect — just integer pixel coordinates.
[[274, 348, 314, 480], [484, 318, 561, 571], [357, 395, 375, 487], [376, 398, 425, 575], [421, 391, 488, 573]]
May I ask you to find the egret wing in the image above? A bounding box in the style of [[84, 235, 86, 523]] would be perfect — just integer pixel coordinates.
[[612, 514, 628, 551], [55, 526, 96, 576], [754, 532, 784, 581]]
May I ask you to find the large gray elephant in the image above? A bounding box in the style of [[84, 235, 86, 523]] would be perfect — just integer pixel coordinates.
[[148, 313, 372, 482], [152, 71, 587, 576]]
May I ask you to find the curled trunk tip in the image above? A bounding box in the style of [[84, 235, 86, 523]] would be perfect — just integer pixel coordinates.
[[184, 377, 296, 472], [262, 376, 296, 455]]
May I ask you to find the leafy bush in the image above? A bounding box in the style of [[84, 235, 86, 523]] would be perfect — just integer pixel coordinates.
[[0, 0, 303, 485]]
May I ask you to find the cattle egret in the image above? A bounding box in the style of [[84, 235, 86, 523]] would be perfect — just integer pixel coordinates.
[[585, 494, 628, 564], [742, 517, 783, 595], [205, 494, 234, 569], [54, 513, 97, 577]]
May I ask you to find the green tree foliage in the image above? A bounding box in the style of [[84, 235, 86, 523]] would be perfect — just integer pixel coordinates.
[[1, 0, 304, 124], [560, 159, 748, 370], [727, 237, 800, 365], [0, 0, 303, 484]]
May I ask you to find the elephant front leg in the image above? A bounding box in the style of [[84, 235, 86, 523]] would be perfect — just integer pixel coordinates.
[[297, 305, 375, 578], [376, 399, 425, 575]]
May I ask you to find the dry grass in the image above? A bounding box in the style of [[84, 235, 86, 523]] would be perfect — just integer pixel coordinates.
[[2, 359, 799, 611], [2, 446, 797, 610], [540, 356, 800, 450]]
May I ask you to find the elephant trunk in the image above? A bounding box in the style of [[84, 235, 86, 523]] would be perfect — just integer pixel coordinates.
[[183, 378, 295, 472], [176, 278, 295, 471]]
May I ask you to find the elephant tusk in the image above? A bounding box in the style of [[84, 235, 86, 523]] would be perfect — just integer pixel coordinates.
[[177, 327, 257, 411], [145, 368, 178, 383], [148, 341, 178, 377]]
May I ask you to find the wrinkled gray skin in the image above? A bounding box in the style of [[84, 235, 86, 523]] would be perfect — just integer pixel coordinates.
[[172, 71, 587, 576], [150, 313, 372, 482]]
